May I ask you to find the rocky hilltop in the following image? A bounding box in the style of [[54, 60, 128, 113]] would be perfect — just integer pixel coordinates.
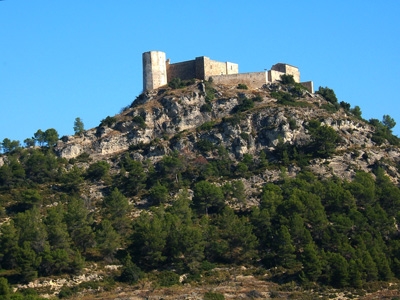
[[2, 79, 400, 299], [56, 80, 400, 185]]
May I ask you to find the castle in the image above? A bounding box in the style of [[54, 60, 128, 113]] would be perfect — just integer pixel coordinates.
[[142, 51, 313, 93]]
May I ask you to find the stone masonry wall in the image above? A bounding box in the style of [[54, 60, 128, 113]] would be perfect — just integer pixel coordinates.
[[300, 81, 314, 93], [208, 72, 267, 89], [268, 70, 286, 83], [201, 57, 239, 77], [166, 59, 196, 81], [166, 56, 239, 82], [271, 63, 300, 82]]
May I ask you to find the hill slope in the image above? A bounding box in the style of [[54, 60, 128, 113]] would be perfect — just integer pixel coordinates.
[[1, 79, 400, 299]]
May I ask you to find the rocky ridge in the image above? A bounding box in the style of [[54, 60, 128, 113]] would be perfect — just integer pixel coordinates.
[[55, 81, 400, 185]]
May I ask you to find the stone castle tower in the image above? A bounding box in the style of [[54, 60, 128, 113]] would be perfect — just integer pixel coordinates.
[[142, 51, 168, 91]]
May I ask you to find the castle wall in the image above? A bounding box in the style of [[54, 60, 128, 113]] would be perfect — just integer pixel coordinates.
[[142, 51, 311, 93], [268, 70, 286, 83], [271, 63, 300, 82], [166, 59, 196, 81], [143, 51, 167, 91], [201, 57, 238, 77], [208, 72, 268, 89], [300, 81, 314, 93], [165, 56, 239, 82], [226, 62, 239, 75]]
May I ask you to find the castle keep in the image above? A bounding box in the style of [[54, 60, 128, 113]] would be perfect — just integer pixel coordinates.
[[143, 51, 313, 92]]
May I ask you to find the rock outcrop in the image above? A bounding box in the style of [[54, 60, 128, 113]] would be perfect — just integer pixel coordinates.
[[55, 81, 400, 184]]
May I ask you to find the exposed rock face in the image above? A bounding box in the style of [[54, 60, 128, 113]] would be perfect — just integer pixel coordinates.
[[55, 81, 400, 184]]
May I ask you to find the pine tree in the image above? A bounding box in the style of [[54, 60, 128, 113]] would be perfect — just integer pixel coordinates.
[[130, 211, 168, 269], [0, 277, 11, 299], [119, 254, 142, 284], [301, 243, 322, 282], [103, 188, 131, 236], [96, 219, 121, 262], [65, 197, 95, 253], [0, 220, 19, 270], [327, 252, 349, 288], [276, 225, 297, 269], [73, 117, 85, 135]]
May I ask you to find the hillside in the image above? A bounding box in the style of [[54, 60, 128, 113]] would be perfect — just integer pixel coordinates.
[[1, 78, 400, 299]]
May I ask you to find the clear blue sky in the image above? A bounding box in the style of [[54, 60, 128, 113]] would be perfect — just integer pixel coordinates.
[[1, 1, 400, 144]]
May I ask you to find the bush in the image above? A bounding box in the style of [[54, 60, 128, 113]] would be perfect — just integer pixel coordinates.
[[204, 292, 225, 300], [168, 77, 183, 89], [119, 255, 143, 284], [321, 103, 339, 113], [148, 182, 168, 205], [0, 277, 10, 299], [253, 94, 263, 102], [168, 78, 196, 89], [237, 83, 248, 90], [280, 74, 296, 85], [340, 101, 351, 111], [86, 161, 110, 181], [132, 115, 146, 129], [350, 106, 362, 119], [316, 86, 338, 104], [156, 270, 180, 287], [75, 152, 91, 163], [58, 286, 77, 298], [288, 118, 298, 130], [100, 116, 117, 127], [233, 98, 254, 113], [204, 79, 216, 101], [197, 139, 216, 152], [199, 121, 216, 131], [271, 91, 295, 104], [201, 103, 212, 112]]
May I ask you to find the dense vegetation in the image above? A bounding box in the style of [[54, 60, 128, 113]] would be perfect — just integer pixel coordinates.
[[1, 80, 400, 299]]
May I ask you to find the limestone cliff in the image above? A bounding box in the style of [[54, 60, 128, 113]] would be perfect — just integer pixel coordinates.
[[55, 80, 400, 185]]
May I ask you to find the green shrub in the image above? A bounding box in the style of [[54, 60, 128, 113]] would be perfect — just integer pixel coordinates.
[[129, 141, 150, 151], [223, 115, 241, 126], [86, 161, 110, 181], [197, 139, 215, 152], [156, 270, 180, 287], [271, 91, 295, 104], [168, 78, 182, 89], [280, 74, 296, 85], [204, 79, 216, 101], [199, 121, 216, 131], [233, 98, 254, 112], [119, 255, 143, 284], [321, 103, 339, 113], [148, 182, 169, 205], [204, 291, 225, 300], [316, 86, 338, 104], [253, 94, 263, 102], [340, 101, 351, 111], [289, 84, 305, 97], [237, 83, 248, 90], [168, 78, 195, 89], [75, 152, 91, 163], [201, 103, 212, 112], [132, 115, 146, 129], [288, 118, 298, 130], [58, 286, 77, 298], [100, 116, 117, 127], [0, 277, 10, 299]]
